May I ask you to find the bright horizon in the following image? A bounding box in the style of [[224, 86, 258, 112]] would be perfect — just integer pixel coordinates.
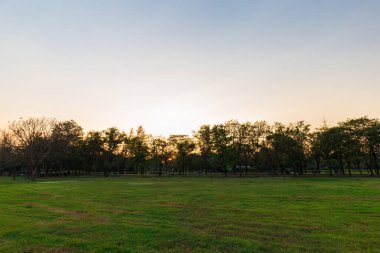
[[1, 0, 379, 136]]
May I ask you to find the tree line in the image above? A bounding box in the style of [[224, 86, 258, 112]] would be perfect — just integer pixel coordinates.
[[0, 117, 379, 180]]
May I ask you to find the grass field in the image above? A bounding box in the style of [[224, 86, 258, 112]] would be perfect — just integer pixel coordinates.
[[0, 176, 379, 253]]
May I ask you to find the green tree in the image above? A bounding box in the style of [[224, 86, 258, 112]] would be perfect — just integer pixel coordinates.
[[169, 135, 195, 175], [339, 117, 380, 175], [126, 126, 150, 175], [102, 127, 125, 176], [211, 124, 231, 177], [150, 136, 171, 176], [83, 131, 105, 174], [194, 125, 213, 175], [51, 120, 84, 176], [7, 118, 56, 180]]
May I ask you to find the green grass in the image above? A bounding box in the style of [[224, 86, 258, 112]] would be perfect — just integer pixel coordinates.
[[0, 176, 380, 253]]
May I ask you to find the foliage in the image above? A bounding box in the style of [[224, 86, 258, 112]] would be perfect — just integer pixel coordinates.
[[1, 116, 380, 178]]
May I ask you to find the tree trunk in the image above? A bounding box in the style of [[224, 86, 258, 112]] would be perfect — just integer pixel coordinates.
[[355, 160, 362, 175], [315, 157, 321, 175], [347, 160, 352, 176], [30, 167, 38, 180], [328, 160, 333, 176], [366, 158, 374, 176], [373, 152, 379, 175], [339, 156, 345, 175]]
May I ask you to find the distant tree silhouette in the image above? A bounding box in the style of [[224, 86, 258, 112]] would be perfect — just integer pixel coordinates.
[[0, 116, 379, 179]]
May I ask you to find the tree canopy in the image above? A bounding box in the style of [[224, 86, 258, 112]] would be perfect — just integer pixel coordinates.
[[1, 116, 379, 179]]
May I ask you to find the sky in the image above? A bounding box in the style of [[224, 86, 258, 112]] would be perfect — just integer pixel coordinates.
[[0, 0, 379, 136]]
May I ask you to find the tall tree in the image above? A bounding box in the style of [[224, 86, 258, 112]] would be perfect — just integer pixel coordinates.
[[51, 120, 84, 176], [211, 124, 231, 177], [102, 127, 125, 176], [194, 125, 213, 174], [83, 131, 105, 174], [339, 117, 380, 175], [0, 130, 19, 179], [7, 118, 56, 180], [169, 135, 195, 175], [126, 126, 150, 175]]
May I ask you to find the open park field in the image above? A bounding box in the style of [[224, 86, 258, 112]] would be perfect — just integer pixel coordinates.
[[0, 176, 379, 253]]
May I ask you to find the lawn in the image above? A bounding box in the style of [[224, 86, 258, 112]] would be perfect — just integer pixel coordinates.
[[0, 176, 379, 253]]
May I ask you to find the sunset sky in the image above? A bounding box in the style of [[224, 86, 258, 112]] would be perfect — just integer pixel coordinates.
[[0, 0, 379, 136]]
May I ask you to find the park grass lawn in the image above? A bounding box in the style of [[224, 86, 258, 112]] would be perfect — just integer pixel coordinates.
[[0, 176, 379, 253]]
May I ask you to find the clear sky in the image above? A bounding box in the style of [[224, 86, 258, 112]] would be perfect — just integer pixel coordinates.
[[0, 0, 379, 135]]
